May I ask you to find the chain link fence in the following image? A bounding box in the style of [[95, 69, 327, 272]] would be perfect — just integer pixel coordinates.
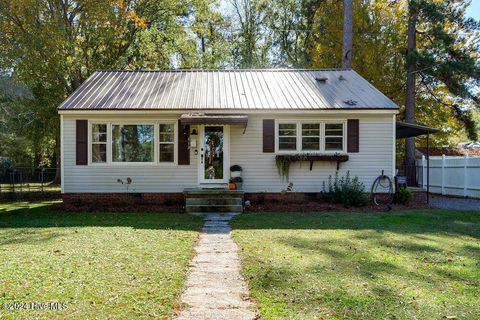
[[0, 167, 61, 200]]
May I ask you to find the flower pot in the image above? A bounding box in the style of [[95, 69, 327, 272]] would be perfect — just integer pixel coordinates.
[[231, 171, 241, 178]]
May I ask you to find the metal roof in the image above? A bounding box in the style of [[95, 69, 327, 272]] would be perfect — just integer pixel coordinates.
[[58, 69, 399, 110], [396, 122, 439, 139]]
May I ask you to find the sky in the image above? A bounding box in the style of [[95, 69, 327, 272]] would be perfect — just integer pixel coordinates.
[[466, 0, 480, 20]]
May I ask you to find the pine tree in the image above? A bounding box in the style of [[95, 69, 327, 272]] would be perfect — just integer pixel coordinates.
[[404, 0, 480, 183]]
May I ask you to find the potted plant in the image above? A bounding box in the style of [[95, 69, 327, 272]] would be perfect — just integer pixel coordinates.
[[229, 177, 243, 190], [230, 165, 242, 178]]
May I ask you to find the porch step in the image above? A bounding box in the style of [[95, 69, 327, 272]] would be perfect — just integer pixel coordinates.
[[186, 197, 243, 206], [185, 204, 243, 213], [184, 188, 244, 214]]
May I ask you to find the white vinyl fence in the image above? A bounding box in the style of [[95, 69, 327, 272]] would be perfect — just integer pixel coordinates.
[[417, 155, 480, 198]]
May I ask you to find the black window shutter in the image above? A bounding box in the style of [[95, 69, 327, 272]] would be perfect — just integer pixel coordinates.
[[347, 119, 359, 153], [263, 119, 275, 153], [76, 120, 88, 165], [178, 120, 190, 165]]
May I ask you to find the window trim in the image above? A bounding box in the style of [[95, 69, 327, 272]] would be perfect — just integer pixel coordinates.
[[277, 122, 298, 152], [158, 122, 177, 164], [87, 121, 177, 166], [324, 121, 346, 153], [300, 122, 321, 152], [275, 120, 347, 153], [88, 121, 111, 166]]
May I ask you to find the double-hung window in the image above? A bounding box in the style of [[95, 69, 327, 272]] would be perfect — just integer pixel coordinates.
[[278, 123, 297, 150], [90, 122, 176, 164], [277, 121, 345, 152], [159, 124, 175, 163], [301, 123, 320, 151], [91, 124, 107, 163], [324, 123, 344, 151]]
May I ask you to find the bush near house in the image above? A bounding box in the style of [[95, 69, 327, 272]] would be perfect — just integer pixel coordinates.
[[321, 171, 369, 207]]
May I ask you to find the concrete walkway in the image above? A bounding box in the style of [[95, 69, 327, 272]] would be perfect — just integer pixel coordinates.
[[175, 213, 258, 320]]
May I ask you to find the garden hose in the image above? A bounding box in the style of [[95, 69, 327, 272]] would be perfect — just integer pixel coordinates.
[[371, 170, 394, 206]]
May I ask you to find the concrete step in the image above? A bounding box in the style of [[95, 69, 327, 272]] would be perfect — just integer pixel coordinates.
[[185, 204, 243, 213], [186, 197, 243, 206], [184, 189, 244, 198], [187, 212, 240, 217]]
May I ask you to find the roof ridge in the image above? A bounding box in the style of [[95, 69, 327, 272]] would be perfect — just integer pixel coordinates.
[[95, 68, 353, 73]]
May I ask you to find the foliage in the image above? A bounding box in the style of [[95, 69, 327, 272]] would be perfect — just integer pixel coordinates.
[[232, 210, 480, 319], [230, 164, 243, 171], [321, 171, 368, 207], [229, 176, 243, 183], [0, 0, 479, 173], [396, 187, 413, 205], [0, 0, 231, 175], [0, 201, 202, 319], [275, 155, 293, 181]]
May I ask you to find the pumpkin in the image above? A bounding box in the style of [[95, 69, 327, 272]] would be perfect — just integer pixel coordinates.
[[228, 183, 237, 190]]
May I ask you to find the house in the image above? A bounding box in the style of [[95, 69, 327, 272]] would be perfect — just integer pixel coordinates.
[[58, 69, 399, 210]]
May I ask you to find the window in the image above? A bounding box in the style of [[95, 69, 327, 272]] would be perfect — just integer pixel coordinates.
[[91, 124, 107, 163], [278, 123, 297, 150], [301, 123, 320, 150], [112, 124, 154, 162], [325, 123, 344, 151], [159, 123, 175, 162]]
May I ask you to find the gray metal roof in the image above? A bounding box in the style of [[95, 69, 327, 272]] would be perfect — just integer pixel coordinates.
[[58, 69, 399, 110]]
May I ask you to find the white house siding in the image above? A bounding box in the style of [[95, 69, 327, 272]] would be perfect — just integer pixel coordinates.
[[230, 114, 395, 192], [61, 112, 395, 193]]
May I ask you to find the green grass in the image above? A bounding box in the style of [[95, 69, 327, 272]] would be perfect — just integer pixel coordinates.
[[0, 201, 203, 319], [231, 210, 480, 320]]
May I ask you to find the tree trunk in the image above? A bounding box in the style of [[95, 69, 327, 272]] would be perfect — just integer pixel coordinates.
[[405, 3, 418, 186], [342, 0, 353, 68]]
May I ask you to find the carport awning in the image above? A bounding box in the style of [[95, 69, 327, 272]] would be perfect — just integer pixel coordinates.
[[396, 122, 439, 139], [180, 113, 248, 126]]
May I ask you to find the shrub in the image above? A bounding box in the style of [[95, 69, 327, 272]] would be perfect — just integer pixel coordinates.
[[230, 165, 243, 171], [229, 177, 243, 183], [321, 171, 368, 207], [396, 187, 413, 205]]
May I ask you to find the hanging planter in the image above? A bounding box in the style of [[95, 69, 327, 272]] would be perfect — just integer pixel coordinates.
[[230, 165, 242, 178], [275, 153, 349, 181]]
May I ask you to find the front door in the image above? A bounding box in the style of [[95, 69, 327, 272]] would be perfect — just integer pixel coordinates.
[[198, 125, 230, 184]]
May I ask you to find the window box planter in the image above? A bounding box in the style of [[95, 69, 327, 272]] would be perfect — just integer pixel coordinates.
[[275, 153, 349, 181]]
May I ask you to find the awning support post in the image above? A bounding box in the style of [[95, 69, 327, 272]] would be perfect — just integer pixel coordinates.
[[426, 132, 430, 204]]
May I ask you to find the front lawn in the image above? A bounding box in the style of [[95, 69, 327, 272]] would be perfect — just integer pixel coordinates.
[[232, 210, 480, 320], [0, 201, 203, 319]]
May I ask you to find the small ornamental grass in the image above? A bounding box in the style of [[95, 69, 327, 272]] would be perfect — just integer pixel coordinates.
[[321, 171, 369, 207]]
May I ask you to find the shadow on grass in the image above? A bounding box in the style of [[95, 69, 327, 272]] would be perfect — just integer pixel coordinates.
[[234, 210, 480, 239], [0, 202, 203, 232]]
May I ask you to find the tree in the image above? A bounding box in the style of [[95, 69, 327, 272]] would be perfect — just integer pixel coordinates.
[[404, 0, 419, 183], [342, 0, 353, 68], [229, 0, 271, 68], [0, 0, 226, 181], [404, 0, 480, 182]]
